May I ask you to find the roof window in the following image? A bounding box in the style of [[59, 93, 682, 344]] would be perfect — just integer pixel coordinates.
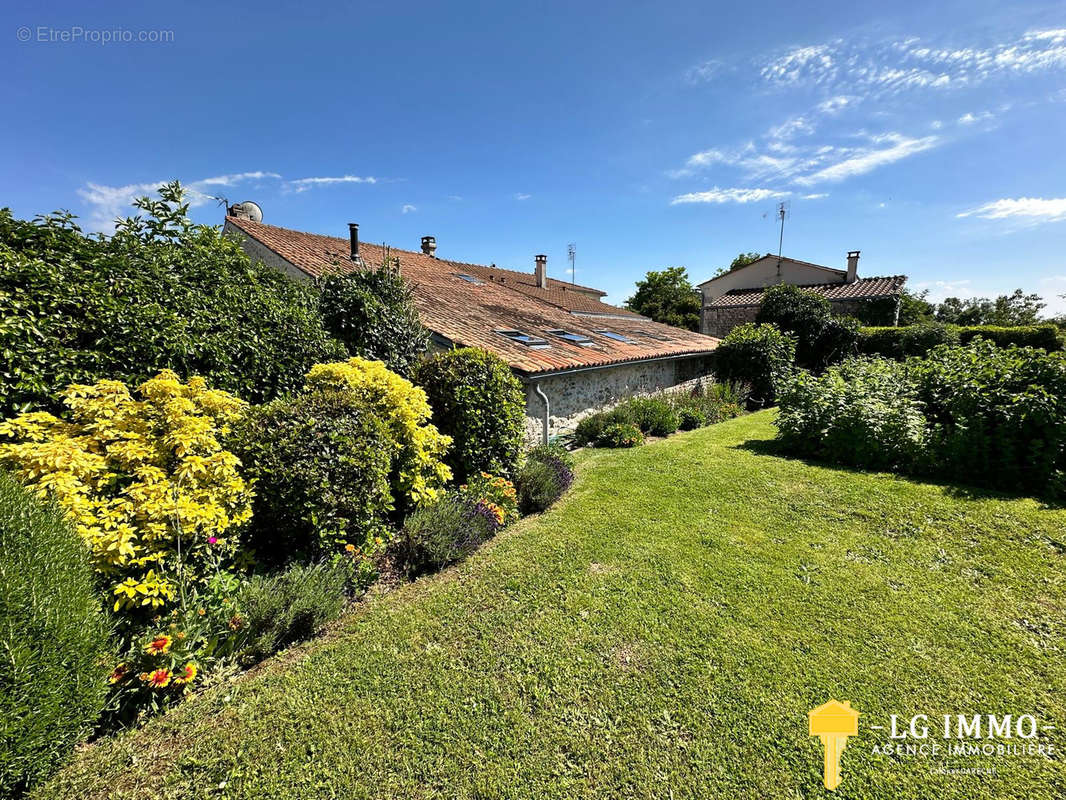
[[496, 329, 550, 349], [546, 329, 595, 347], [594, 330, 633, 343]]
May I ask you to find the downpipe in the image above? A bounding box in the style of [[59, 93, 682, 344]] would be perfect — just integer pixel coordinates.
[[533, 381, 550, 445]]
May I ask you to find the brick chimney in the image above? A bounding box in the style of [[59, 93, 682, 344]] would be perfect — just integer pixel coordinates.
[[348, 223, 360, 262], [846, 250, 860, 283], [535, 254, 548, 289], [421, 235, 437, 257]]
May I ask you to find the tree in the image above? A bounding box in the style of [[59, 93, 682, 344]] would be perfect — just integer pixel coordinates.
[[625, 266, 701, 331], [897, 289, 935, 326], [756, 284, 859, 371], [934, 289, 1045, 326], [317, 260, 429, 379], [0, 182, 346, 416], [713, 251, 762, 278]]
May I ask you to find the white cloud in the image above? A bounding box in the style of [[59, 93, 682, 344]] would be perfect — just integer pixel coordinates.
[[287, 174, 378, 193], [77, 172, 282, 231], [1039, 275, 1066, 316], [671, 187, 789, 205], [801, 192, 828, 199], [685, 59, 722, 84], [448, 194, 463, 201], [689, 29, 1066, 99], [958, 110, 993, 124], [794, 133, 940, 185], [401, 204, 417, 214], [957, 197, 1066, 224], [910, 279, 976, 302], [514, 192, 531, 200]]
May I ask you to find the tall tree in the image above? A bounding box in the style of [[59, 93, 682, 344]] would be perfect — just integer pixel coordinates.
[[934, 289, 1045, 326], [625, 266, 701, 331]]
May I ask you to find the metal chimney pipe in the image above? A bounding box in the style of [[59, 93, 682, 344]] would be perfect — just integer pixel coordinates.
[[348, 223, 360, 261]]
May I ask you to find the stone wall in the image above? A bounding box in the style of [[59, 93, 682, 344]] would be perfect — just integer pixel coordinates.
[[701, 305, 759, 337], [520, 354, 716, 444]]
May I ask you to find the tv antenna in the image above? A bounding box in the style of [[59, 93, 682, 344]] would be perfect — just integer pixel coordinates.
[[775, 200, 790, 258], [567, 243, 576, 285]]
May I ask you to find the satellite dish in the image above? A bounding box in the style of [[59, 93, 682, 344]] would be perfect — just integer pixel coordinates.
[[230, 201, 263, 223]]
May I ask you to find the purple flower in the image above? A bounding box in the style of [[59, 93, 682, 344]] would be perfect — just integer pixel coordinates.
[[207, 536, 218, 545]]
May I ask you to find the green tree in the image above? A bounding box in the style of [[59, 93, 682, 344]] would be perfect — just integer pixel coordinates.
[[624, 266, 701, 331], [712, 251, 763, 278], [317, 260, 429, 379], [0, 182, 345, 416], [934, 289, 1045, 326], [897, 288, 935, 326], [756, 284, 859, 370]]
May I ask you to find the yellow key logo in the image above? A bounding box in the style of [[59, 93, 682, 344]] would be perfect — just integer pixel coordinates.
[[809, 700, 860, 790]]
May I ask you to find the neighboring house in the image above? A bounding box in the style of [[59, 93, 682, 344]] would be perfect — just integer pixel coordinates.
[[697, 251, 907, 337], [223, 211, 720, 443]]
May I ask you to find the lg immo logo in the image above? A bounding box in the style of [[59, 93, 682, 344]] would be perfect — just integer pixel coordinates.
[[808, 700, 1058, 791]]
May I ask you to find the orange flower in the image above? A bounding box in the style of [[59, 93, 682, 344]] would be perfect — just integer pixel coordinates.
[[144, 635, 171, 655], [143, 669, 171, 688], [173, 663, 198, 685], [108, 663, 129, 684], [344, 543, 356, 553]]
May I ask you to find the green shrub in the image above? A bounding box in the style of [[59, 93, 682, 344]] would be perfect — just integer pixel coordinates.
[[229, 389, 393, 565], [0, 184, 346, 417], [230, 357, 452, 565], [911, 340, 1066, 496], [573, 406, 631, 446], [0, 471, 111, 797], [317, 265, 429, 378], [598, 423, 644, 448], [392, 494, 499, 576], [756, 284, 859, 370], [776, 342, 1066, 499], [956, 324, 1063, 351], [859, 323, 960, 359], [414, 348, 525, 481], [714, 323, 796, 406], [777, 358, 928, 471], [859, 323, 1062, 360], [674, 402, 708, 430], [237, 561, 349, 664], [515, 444, 576, 514], [624, 397, 680, 437]]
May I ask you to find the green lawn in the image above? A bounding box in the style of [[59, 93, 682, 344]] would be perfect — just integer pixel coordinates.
[[38, 411, 1066, 799]]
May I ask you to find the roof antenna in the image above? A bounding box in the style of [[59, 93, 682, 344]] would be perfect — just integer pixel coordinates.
[[776, 200, 790, 259], [567, 243, 576, 285]]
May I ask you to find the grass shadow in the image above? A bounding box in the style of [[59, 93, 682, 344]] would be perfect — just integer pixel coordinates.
[[732, 437, 1066, 510]]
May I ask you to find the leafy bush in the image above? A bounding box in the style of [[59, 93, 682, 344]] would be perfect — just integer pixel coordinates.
[[674, 403, 707, 430], [305, 358, 452, 506], [317, 265, 429, 379], [756, 284, 859, 370], [0, 184, 346, 418], [859, 323, 1062, 359], [624, 397, 680, 437], [237, 561, 349, 664], [777, 358, 928, 471], [228, 390, 393, 564], [0, 471, 111, 797], [414, 348, 525, 482], [598, 423, 644, 448], [230, 357, 451, 564], [911, 340, 1066, 496], [573, 406, 631, 447], [714, 323, 796, 406], [515, 444, 575, 514], [859, 323, 960, 359], [956, 324, 1063, 351], [776, 341, 1066, 499], [393, 474, 517, 576], [0, 371, 251, 618]]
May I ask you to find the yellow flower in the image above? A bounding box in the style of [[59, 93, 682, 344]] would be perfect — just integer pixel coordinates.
[[173, 663, 198, 685], [145, 634, 171, 655], [143, 668, 171, 688], [108, 663, 129, 684]]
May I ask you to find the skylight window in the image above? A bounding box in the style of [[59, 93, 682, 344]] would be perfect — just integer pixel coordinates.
[[455, 273, 484, 285], [594, 330, 632, 343], [496, 329, 550, 349], [546, 329, 594, 347]]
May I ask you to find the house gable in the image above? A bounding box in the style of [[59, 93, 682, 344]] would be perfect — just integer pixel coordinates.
[[697, 255, 847, 301]]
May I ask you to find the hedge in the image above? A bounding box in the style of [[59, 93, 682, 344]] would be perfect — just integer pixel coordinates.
[[0, 471, 111, 797], [860, 323, 1063, 359]]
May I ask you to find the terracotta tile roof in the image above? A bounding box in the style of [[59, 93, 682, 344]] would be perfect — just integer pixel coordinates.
[[707, 275, 907, 308], [224, 216, 719, 375]]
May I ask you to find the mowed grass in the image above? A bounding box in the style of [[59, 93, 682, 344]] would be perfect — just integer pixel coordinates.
[[38, 411, 1066, 799]]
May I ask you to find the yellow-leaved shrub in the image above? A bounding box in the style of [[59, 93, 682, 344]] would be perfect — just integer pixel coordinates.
[[0, 371, 252, 613], [304, 357, 452, 504]]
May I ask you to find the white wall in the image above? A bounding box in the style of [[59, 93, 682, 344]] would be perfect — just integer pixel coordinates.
[[698, 257, 846, 303]]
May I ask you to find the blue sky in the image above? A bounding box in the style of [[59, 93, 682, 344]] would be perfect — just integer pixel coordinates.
[[3, 0, 1066, 312]]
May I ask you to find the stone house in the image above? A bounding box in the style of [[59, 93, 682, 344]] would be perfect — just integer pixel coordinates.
[[697, 251, 907, 338], [223, 211, 720, 444]]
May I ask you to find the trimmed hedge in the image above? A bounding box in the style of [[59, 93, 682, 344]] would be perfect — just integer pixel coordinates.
[[0, 471, 111, 797], [414, 348, 526, 482], [860, 323, 1063, 359]]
